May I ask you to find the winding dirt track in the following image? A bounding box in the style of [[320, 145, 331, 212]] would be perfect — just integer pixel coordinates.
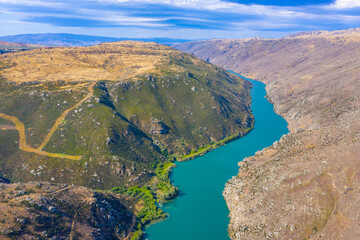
[[38, 82, 96, 151], [0, 82, 96, 160]]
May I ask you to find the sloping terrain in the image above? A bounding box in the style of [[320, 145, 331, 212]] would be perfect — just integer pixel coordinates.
[[0, 182, 135, 240], [0, 41, 253, 190], [175, 28, 360, 239]]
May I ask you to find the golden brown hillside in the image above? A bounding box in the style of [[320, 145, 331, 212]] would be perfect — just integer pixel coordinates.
[[0, 41, 192, 83]]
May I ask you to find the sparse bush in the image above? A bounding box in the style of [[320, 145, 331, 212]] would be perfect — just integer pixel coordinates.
[[130, 230, 143, 240]]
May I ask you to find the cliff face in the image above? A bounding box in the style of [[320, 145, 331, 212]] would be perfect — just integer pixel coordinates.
[[175, 28, 360, 239]]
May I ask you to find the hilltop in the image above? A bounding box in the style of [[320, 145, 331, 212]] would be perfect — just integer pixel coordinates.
[[176, 28, 360, 239], [1, 41, 201, 83]]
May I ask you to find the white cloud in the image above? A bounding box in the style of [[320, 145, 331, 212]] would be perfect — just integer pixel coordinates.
[[99, 0, 229, 9], [1, 0, 360, 39], [0, 0, 63, 7], [98, 0, 268, 12], [76, 8, 169, 27], [96, 0, 346, 22], [97, 0, 299, 18], [331, 0, 360, 9], [100, 0, 360, 11]]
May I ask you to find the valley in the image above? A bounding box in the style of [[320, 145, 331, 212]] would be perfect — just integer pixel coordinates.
[[176, 28, 360, 239], [145, 73, 288, 240], [1, 0, 359, 239], [2, 27, 359, 240]]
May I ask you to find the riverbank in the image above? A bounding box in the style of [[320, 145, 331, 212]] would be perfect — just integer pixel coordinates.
[[179, 128, 253, 161], [109, 130, 256, 240]]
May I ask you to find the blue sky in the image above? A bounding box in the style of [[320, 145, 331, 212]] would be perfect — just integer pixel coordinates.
[[0, 0, 360, 39]]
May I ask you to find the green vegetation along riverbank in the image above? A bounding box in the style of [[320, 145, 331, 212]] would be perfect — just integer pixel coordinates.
[[180, 129, 253, 161]]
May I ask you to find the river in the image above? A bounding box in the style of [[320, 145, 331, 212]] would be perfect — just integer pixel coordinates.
[[145, 72, 289, 240]]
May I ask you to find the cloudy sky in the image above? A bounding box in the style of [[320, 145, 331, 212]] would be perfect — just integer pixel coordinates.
[[0, 0, 360, 39]]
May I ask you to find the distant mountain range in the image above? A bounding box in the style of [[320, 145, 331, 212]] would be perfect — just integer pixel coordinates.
[[0, 33, 191, 47]]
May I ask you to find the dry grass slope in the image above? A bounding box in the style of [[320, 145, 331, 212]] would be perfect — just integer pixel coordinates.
[[0, 41, 191, 83]]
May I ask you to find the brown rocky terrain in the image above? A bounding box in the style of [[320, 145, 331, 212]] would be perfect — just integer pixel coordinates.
[[175, 28, 360, 239], [0, 181, 135, 240]]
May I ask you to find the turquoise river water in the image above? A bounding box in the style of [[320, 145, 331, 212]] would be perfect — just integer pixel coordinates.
[[145, 72, 289, 240]]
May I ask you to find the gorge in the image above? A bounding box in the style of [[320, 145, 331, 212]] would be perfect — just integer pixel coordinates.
[[176, 28, 360, 239]]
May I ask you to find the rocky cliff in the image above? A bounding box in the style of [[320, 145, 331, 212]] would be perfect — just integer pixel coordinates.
[[175, 28, 360, 239]]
